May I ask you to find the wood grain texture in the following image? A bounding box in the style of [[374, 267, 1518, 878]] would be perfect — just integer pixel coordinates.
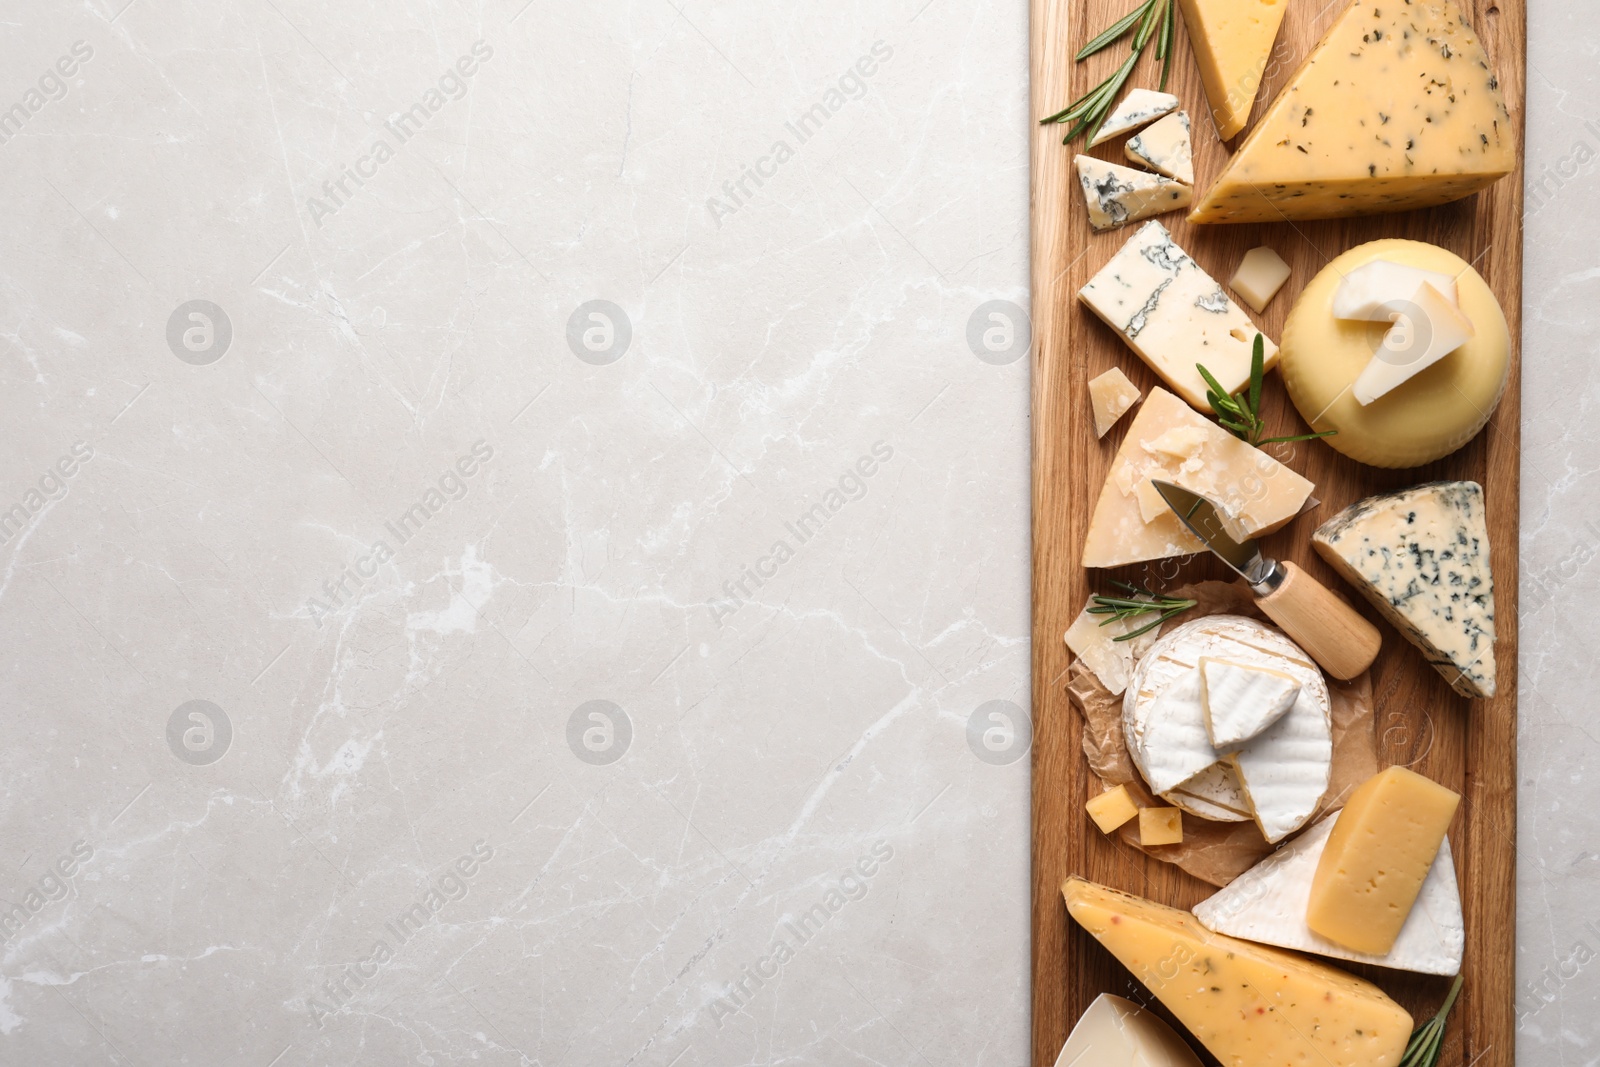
[[1028, 1, 1525, 1064]]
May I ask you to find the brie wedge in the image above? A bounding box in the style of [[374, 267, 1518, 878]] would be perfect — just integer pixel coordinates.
[[1200, 658, 1300, 749], [1192, 815, 1464, 976], [1052, 993, 1204, 1067]]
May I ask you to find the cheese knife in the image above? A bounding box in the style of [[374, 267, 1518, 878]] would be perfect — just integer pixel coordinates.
[[1152, 480, 1381, 680]]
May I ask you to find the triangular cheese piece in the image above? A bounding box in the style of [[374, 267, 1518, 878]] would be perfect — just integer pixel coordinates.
[[1082, 387, 1314, 568], [1189, 0, 1514, 223], [1063, 877, 1414, 1067], [1074, 156, 1190, 231], [1124, 111, 1193, 184], [1087, 88, 1180, 146], [1052, 994, 1203, 1067], [1087, 367, 1141, 438], [1138, 669, 1220, 793], [1192, 815, 1464, 976], [1313, 481, 1495, 697], [1176, 0, 1289, 139], [1200, 657, 1299, 748]]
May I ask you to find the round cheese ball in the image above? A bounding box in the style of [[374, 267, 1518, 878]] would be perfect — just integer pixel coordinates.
[[1280, 239, 1510, 468]]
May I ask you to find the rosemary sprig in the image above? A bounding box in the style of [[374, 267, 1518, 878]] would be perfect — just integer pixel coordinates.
[[1087, 580, 1197, 641], [1199, 334, 1338, 448], [1399, 975, 1463, 1067], [1040, 0, 1177, 145]]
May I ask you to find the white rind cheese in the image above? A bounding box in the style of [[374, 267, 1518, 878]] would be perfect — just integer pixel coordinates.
[[1126, 616, 1331, 834], [1052, 993, 1205, 1067], [1313, 481, 1495, 698], [1192, 815, 1465, 976], [1078, 222, 1278, 412], [1200, 658, 1300, 749], [1088, 88, 1181, 147], [1138, 669, 1220, 793], [1074, 155, 1191, 232], [1125, 110, 1194, 184]]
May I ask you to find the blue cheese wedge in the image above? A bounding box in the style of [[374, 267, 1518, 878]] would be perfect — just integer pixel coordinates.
[[1088, 88, 1181, 147], [1124, 111, 1193, 184], [1074, 156, 1191, 232], [1078, 221, 1277, 411], [1314, 481, 1495, 698]]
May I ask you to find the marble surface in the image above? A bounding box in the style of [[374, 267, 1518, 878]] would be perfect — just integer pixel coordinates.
[[0, 1, 1587, 1065]]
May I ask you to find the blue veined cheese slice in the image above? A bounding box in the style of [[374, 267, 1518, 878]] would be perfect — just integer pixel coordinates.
[[1088, 88, 1181, 147], [1125, 110, 1193, 184], [1078, 221, 1276, 410], [1073, 156, 1190, 232], [1313, 481, 1496, 698]]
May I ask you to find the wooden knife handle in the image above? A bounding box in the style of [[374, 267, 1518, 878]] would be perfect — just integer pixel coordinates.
[[1253, 561, 1382, 680]]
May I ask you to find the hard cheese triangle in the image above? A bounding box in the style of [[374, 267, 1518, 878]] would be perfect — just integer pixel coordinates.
[[1192, 815, 1465, 976], [1082, 387, 1314, 568], [1052, 994, 1202, 1067], [1063, 877, 1414, 1067], [1176, 0, 1289, 139], [1313, 481, 1495, 697], [1189, 0, 1514, 223]]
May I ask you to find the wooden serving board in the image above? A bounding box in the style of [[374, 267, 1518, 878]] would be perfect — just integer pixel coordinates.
[[1028, 0, 1525, 1064]]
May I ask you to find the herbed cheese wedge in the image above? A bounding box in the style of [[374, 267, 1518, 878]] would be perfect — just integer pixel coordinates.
[[1308, 766, 1462, 955], [1192, 814, 1464, 976], [1087, 367, 1141, 438], [1189, 0, 1515, 223], [1082, 387, 1313, 568], [1078, 222, 1277, 411], [1332, 260, 1461, 321], [1124, 111, 1193, 184], [1176, 0, 1289, 140], [1051, 994, 1204, 1067], [1313, 481, 1495, 698], [1064, 595, 1161, 695], [1074, 156, 1191, 231], [1199, 657, 1300, 749], [1063, 877, 1415, 1067], [1087, 88, 1180, 147], [1353, 282, 1475, 406], [1125, 615, 1331, 838]]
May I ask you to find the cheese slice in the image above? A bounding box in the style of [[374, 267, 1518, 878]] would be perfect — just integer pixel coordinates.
[[1124, 111, 1193, 184], [1189, 0, 1514, 223], [1064, 595, 1162, 695], [1176, 0, 1288, 139], [1064, 877, 1414, 1067], [1074, 156, 1191, 231], [1228, 246, 1291, 313], [1082, 387, 1313, 568], [1126, 615, 1330, 830], [1051, 994, 1204, 1067], [1088, 367, 1142, 438], [1199, 658, 1299, 749], [1088, 88, 1180, 146], [1138, 669, 1219, 793], [1353, 282, 1475, 405], [1079, 222, 1277, 411], [1313, 481, 1495, 698], [1332, 260, 1461, 321], [1193, 815, 1464, 976], [1308, 766, 1462, 955]]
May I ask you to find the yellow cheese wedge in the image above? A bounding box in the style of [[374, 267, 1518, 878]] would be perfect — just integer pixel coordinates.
[[1307, 766, 1461, 955], [1082, 387, 1314, 568], [1138, 806, 1183, 845], [1280, 239, 1509, 468], [1063, 877, 1414, 1067], [1086, 785, 1140, 835], [1176, 0, 1288, 139], [1189, 0, 1514, 223]]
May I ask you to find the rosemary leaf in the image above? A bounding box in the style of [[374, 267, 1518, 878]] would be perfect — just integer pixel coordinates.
[[1075, 0, 1153, 61], [1088, 581, 1197, 642], [1399, 976, 1463, 1067]]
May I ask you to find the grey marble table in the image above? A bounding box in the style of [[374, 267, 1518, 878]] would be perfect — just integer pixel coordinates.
[[0, 1, 1587, 1065]]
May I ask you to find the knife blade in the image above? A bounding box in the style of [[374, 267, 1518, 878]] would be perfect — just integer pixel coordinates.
[[1150, 479, 1381, 680]]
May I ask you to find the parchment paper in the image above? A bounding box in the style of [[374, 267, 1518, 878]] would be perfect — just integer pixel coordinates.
[[1068, 580, 1377, 887]]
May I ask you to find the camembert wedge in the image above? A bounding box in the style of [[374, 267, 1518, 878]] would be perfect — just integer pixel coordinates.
[[1189, 0, 1515, 223], [1063, 877, 1414, 1067]]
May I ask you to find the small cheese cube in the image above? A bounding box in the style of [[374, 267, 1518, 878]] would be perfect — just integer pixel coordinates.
[[1087, 368, 1141, 438], [1307, 766, 1461, 955], [1229, 246, 1292, 312], [1138, 806, 1183, 846], [1085, 785, 1139, 835], [1353, 282, 1475, 406]]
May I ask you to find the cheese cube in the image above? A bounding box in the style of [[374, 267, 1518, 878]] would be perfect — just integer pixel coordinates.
[[1087, 368, 1141, 438], [1332, 260, 1461, 321], [1229, 246, 1291, 313], [1199, 657, 1300, 749], [1085, 785, 1139, 835], [1307, 766, 1461, 955], [1353, 282, 1475, 406], [1063, 877, 1414, 1067], [1138, 806, 1183, 846]]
